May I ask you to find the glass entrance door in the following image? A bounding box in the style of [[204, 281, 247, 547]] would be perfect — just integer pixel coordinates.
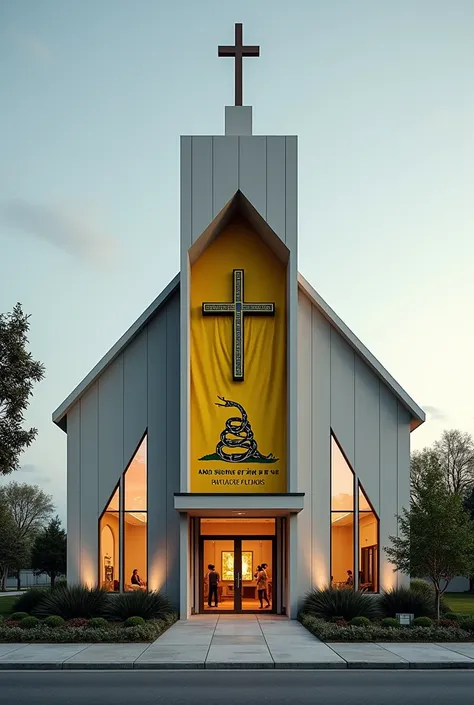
[[201, 536, 275, 613]]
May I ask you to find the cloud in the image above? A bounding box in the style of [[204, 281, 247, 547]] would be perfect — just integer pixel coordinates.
[[20, 464, 40, 474], [423, 405, 446, 422], [0, 199, 120, 267], [10, 29, 53, 65]]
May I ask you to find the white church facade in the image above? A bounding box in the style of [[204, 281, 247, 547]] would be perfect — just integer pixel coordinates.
[[53, 25, 425, 618]]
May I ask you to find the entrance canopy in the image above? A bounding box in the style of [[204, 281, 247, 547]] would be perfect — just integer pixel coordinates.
[[174, 492, 304, 517]]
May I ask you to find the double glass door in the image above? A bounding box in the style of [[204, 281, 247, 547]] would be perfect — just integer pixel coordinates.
[[201, 536, 274, 612]]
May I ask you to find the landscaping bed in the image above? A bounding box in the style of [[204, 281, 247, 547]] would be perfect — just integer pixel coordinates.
[[0, 584, 177, 643], [298, 582, 474, 643]]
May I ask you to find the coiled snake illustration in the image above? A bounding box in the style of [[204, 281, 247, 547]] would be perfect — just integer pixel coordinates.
[[215, 396, 277, 463]]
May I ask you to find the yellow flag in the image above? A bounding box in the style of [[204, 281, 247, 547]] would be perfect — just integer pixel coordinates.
[[190, 219, 287, 493]]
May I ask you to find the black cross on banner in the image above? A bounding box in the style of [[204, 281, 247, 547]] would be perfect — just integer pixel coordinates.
[[202, 269, 275, 381]]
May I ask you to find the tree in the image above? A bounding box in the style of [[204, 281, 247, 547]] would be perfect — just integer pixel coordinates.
[[410, 448, 441, 507], [385, 461, 474, 620], [0, 303, 45, 475], [31, 517, 66, 587], [433, 430, 474, 495], [0, 496, 29, 590], [0, 482, 54, 588]]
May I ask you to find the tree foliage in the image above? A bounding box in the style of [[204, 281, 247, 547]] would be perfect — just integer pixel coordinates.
[[386, 461, 474, 619], [0, 495, 29, 588], [31, 517, 66, 588], [433, 429, 474, 495], [0, 303, 45, 475]]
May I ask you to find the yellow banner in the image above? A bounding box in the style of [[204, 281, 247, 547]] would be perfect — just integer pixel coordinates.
[[190, 219, 287, 493]]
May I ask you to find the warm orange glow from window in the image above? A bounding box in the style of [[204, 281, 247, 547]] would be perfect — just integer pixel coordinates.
[[358, 484, 379, 593], [124, 436, 147, 511], [331, 436, 355, 588], [99, 485, 120, 592], [124, 435, 147, 591], [331, 437, 354, 511]]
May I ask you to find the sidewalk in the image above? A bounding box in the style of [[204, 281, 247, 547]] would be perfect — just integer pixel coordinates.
[[1, 614, 474, 669]]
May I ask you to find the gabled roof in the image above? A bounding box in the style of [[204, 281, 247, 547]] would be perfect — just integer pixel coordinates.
[[53, 262, 424, 434], [52, 274, 179, 431], [298, 273, 425, 431]]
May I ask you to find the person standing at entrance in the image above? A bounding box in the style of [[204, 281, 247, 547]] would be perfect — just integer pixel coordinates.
[[206, 564, 220, 608], [256, 563, 270, 609]]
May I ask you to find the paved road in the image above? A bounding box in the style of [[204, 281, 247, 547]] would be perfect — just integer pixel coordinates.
[[2, 670, 474, 704]]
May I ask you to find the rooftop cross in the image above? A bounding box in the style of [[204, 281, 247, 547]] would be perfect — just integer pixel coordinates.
[[218, 23, 260, 107]]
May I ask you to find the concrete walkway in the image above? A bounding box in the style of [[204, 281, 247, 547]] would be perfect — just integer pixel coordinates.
[[2, 614, 474, 669]]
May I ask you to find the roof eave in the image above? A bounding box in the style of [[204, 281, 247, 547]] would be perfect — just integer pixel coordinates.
[[297, 273, 425, 431], [52, 273, 180, 431]]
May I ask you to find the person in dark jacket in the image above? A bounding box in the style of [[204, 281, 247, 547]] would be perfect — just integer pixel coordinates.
[[206, 564, 220, 607]]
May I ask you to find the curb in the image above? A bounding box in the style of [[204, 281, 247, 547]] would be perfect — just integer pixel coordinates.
[[2, 661, 474, 670]]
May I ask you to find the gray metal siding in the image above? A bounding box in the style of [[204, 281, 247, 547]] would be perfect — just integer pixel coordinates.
[[65, 290, 181, 607], [298, 290, 413, 594]]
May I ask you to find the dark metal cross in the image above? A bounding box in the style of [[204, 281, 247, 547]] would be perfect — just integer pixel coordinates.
[[218, 23, 260, 106], [202, 269, 275, 382]]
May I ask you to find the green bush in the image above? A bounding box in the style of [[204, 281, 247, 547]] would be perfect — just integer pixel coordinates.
[[459, 617, 474, 632], [124, 616, 146, 628], [413, 616, 433, 627], [13, 588, 50, 615], [444, 612, 462, 622], [43, 616, 65, 628], [67, 618, 89, 628], [11, 612, 29, 621], [380, 587, 434, 618], [410, 579, 449, 614], [87, 617, 109, 629], [300, 613, 471, 643], [34, 585, 108, 619], [20, 616, 40, 629], [300, 588, 381, 622], [349, 616, 371, 626], [0, 613, 178, 643], [381, 617, 399, 628], [105, 590, 173, 621]]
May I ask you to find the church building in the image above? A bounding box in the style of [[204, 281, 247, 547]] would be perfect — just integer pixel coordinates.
[[53, 24, 425, 618]]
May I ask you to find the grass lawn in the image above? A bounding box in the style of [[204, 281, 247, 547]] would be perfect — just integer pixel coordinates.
[[446, 593, 474, 615], [0, 596, 17, 617]]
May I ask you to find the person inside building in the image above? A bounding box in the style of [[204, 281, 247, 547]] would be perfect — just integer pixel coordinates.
[[257, 563, 271, 609], [206, 564, 220, 608], [131, 569, 145, 589], [346, 569, 354, 587]]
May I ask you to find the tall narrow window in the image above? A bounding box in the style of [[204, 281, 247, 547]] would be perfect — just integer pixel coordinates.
[[358, 484, 379, 593], [124, 436, 147, 591], [99, 486, 120, 592], [331, 436, 354, 589]]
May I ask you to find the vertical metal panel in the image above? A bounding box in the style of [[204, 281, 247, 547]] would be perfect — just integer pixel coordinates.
[[354, 357, 380, 514], [296, 292, 312, 600], [97, 356, 124, 512], [330, 330, 355, 466], [79, 384, 99, 583], [212, 136, 239, 217], [238, 136, 267, 217], [285, 137, 298, 251], [66, 403, 81, 584], [165, 292, 181, 607], [266, 136, 286, 239], [397, 404, 411, 588], [191, 137, 213, 242], [146, 308, 168, 594], [180, 137, 192, 254], [179, 513, 190, 618], [310, 304, 331, 589], [123, 330, 148, 466], [379, 385, 398, 591]]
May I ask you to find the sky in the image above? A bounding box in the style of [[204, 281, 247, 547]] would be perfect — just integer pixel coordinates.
[[1, 1, 473, 522]]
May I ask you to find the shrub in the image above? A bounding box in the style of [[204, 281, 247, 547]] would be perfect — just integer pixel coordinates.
[[124, 616, 146, 628], [381, 617, 399, 628], [34, 584, 108, 619], [13, 588, 50, 615], [300, 588, 381, 622], [44, 616, 65, 628], [380, 587, 434, 618], [11, 612, 29, 621], [410, 579, 449, 614], [349, 616, 371, 626], [459, 617, 474, 632], [87, 617, 109, 629], [67, 618, 89, 628], [444, 612, 462, 622], [105, 590, 173, 621], [413, 616, 433, 627], [20, 616, 40, 629]]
